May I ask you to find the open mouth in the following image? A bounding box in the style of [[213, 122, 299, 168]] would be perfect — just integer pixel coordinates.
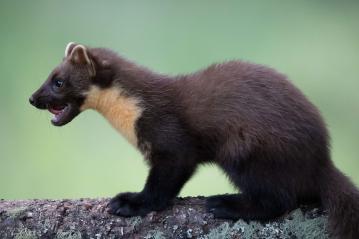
[[48, 104, 69, 125], [48, 103, 66, 121], [47, 103, 79, 126]]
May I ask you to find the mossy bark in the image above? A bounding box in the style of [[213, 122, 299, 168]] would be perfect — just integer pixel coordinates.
[[0, 197, 328, 239]]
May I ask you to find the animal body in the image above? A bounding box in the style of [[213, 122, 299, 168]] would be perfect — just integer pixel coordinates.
[[30, 43, 359, 238]]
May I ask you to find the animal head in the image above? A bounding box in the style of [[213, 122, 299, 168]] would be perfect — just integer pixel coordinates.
[[29, 42, 97, 126]]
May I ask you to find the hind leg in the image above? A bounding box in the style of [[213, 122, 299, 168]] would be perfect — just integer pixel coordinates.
[[207, 157, 297, 221], [206, 193, 291, 221]]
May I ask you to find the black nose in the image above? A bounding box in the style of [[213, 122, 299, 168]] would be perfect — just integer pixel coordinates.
[[29, 96, 35, 105]]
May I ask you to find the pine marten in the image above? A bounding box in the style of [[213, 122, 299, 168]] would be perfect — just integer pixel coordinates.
[[30, 43, 359, 238]]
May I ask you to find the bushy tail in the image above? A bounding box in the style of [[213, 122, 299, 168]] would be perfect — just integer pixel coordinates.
[[320, 165, 359, 239]]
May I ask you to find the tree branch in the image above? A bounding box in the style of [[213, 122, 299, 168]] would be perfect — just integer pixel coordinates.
[[0, 197, 328, 238]]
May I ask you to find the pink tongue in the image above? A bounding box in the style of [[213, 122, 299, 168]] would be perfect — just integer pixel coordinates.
[[49, 105, 65, 115]]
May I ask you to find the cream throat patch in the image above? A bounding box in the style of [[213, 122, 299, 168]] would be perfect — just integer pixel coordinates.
[[81, 86, 143, 146]]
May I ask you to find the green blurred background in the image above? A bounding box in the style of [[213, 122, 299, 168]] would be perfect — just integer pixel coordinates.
[[0, 1, 358, 200]]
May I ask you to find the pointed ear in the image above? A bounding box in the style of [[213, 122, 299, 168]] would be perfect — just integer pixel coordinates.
[[69, 45, 96, 77], [69, 45, 92, 65], [64, 42, 77, 57]]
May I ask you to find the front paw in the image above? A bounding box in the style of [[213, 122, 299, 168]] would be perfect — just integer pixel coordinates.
[[108, 192, 150, 217]]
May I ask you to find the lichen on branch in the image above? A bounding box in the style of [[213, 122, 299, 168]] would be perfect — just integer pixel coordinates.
[[0, 197, 328, 239]]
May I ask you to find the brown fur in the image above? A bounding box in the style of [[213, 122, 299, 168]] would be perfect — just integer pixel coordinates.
[[30, 43, 359, 238]]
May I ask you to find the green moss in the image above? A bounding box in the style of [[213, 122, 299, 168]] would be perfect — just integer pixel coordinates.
[[205, 222, 231, 239], [204, 221, 262, 239], [55, 231, 82, 239], [6, 206, 27, 218], [14, 228, 37, 239], [203, 209, 328, 239], [233, 220, 261, 238], [144, 230, 166, 239], [282, 210, 329, 239], [126, 216, 143, 230]]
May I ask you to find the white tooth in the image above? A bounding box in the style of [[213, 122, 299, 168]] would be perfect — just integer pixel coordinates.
[[54, 113, 60, 122]]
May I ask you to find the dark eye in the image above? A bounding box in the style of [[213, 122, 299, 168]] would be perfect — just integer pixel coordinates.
[[53, 79, 64, 88]]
